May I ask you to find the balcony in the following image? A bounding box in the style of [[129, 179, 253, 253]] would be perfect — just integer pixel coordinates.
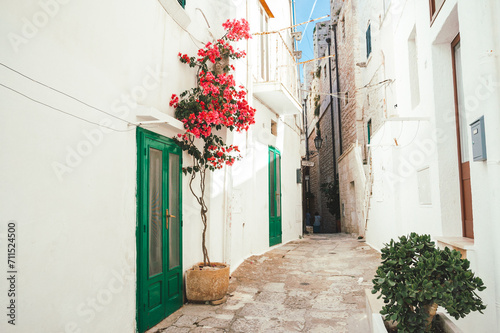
[[253, 32, 301, 116]]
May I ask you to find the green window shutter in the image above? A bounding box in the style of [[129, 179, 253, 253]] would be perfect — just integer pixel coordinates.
[[367, 119, 372, 144], [177, 0, 185, 8], [366, 24, 372, 58]]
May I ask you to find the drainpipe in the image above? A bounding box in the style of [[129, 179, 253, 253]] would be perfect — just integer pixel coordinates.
[[333, 22, 343, 157], [304, 97, 310, 161], [326, 37, 337, 178], [302, 97, 309, 234], [326, 36, 340, 233]]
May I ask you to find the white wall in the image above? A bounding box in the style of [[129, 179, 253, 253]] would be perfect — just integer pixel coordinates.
[[2, 0, 304, 331], [365, 0, 500, 331], [0, 0, 252, 331]]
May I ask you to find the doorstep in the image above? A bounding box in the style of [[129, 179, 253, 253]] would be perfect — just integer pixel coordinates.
[[435, 237, 474, 259], [145, 309, 183, 333]]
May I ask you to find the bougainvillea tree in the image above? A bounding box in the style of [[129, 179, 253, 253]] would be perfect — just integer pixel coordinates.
[[170, 19, 255, 267]]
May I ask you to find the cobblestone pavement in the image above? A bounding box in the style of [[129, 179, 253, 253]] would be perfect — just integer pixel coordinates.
[[147, 233, 381, 333]]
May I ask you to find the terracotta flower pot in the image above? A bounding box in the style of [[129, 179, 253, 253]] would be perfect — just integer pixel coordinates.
[[185, 262, 230, 302]]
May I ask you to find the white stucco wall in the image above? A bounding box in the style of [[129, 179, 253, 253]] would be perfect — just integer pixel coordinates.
[[0, 0, 303, 331], [364, 0, 500, 331]]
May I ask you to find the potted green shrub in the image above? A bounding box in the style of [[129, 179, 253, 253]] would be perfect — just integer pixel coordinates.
[[372, 233, 486, 332]]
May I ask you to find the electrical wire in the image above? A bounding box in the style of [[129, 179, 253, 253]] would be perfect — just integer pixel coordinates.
[[277, 31, 297, 65], [297, 54, 335, 65], [396, 121, 421, 148], [300, 79, 393, 100], [279, 115, 302, 136], [395, 121, 405, 146], [0, 83, 135, 132], [0, 63, 134, 126], [253, 14, 330, 36]]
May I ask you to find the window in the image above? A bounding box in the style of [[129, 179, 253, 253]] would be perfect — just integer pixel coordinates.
[[177, 0, 185, 8], [344, 91, 349, 106], [429, 0, 445, 22], [366, 24, 372, 58], [271, 120, 277, 136], [259, 6, 269, 81], [323, 65, 327, 78], [408, 26, 420, 109], [367, 119, 372, 144]]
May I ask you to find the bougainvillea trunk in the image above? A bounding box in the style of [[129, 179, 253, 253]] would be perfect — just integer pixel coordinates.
[[214, 55, 230, 76], [188, 162, 211, 267]]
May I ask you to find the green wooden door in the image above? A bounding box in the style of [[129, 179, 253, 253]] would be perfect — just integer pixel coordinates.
[[137, 129, 183, 333], [269, 146, 282, 246]]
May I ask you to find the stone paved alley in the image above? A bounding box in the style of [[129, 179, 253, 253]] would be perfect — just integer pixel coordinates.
[[147, 234, 381, 333]]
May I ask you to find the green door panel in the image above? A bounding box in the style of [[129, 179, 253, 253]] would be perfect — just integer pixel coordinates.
[[137, 128, 183, 333], [269, 146, 282, 247]]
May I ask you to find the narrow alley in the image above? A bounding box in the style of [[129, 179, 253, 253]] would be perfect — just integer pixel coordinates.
[[147, 234, 381, 333], [3, 0, 499, 331]]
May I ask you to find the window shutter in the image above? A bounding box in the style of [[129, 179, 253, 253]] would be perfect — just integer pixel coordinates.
[[177, 0, 185, 8], [366, 25, 372, 58]]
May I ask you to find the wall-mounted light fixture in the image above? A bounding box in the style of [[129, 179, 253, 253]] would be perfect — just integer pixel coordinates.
[[314, 132, 324, 151], [308, 131, 325, 158]]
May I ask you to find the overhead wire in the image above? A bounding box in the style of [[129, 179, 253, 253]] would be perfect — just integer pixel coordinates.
[[395, 121, 421, 148], [252, 14, 330, 36], [0, 62, 177, 132], [296, 54, 335, 66], [0, 62, 134, 126], [277, 31, 297, 65], [301, 79, 394, 100], [0, 83, 135, 132]]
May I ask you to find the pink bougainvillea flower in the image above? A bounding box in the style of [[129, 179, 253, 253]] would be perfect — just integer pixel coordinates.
[[222, 18, 252, 41], [172, 18, 256, 171]]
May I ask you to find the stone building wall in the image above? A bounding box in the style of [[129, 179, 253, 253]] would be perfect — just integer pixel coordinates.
[[337, 144, 366, 235], [335, 0, 360, 154], [313, 21, 330, 58], [316, 103, 337, 233], [332, 0, 368, 235]]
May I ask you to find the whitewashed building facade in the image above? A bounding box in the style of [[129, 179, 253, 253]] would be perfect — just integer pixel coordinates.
[[0, 0, 303, 332], [357, 0, 500, 332]]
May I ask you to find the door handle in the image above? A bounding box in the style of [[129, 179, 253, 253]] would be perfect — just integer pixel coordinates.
[[166, 209, 176, 229]]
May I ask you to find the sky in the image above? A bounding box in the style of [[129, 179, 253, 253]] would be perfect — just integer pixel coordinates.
[[294, 0, 331, 82]]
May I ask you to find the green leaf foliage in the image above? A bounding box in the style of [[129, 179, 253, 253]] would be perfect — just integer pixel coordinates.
[[372, 233, 486, 332]]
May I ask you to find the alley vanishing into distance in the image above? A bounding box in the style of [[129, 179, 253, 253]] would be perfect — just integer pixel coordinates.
[[147, 234, 380, 333]]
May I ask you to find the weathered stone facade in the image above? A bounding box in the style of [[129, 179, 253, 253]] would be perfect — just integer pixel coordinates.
[[303, 17, 342, 233], [306, 100, 338, 233], [335, 0, 362, 155], [331, 0, 389, 235], [313, 21, 330, 58]]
